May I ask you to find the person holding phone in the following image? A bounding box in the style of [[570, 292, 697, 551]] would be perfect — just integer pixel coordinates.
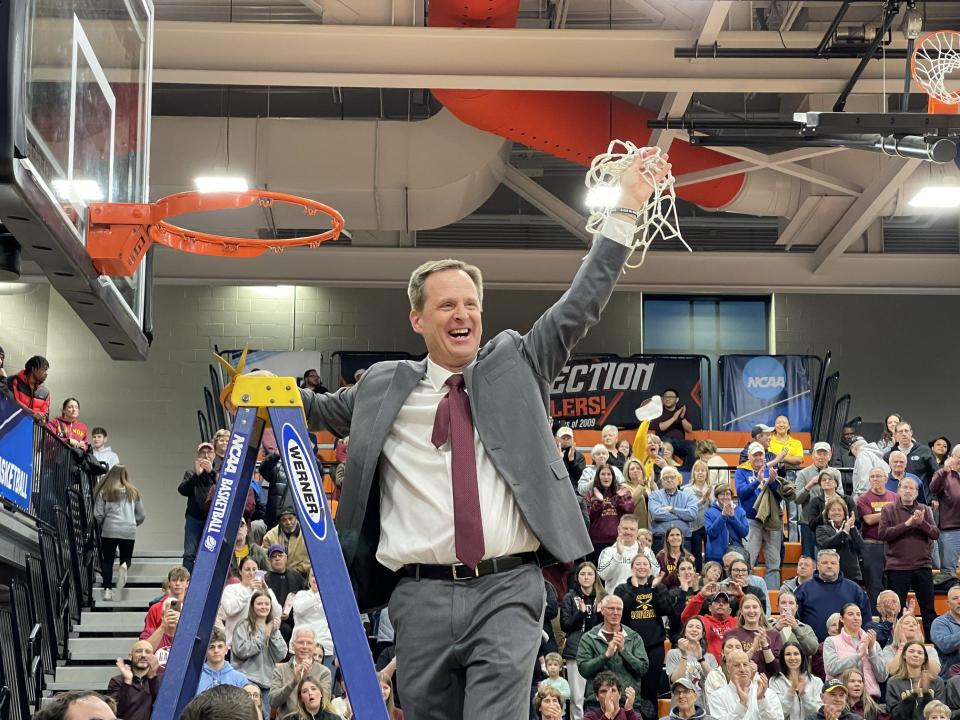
[[221, 556, 282, 649], [179, 441, 218, 573]]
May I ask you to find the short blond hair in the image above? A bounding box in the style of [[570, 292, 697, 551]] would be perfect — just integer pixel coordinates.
[[924, 701, 950, 720], [407, 259, 483, 312]]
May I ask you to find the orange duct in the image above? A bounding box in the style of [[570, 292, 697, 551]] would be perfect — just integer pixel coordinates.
[[428, 4, 746, 209]]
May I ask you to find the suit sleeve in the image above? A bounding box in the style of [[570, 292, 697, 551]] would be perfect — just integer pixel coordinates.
[[519, 237, 631, 383], [300, 385, 358, 437]]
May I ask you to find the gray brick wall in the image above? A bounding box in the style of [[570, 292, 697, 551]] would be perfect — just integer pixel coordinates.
[[0, 284, 50, 368], [775, 293, 958, 442]]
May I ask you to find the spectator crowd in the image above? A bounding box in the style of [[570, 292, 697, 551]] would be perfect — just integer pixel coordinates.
[[21, 361, 960, 720]]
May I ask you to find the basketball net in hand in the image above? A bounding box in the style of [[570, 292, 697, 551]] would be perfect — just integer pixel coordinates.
[[584, 140, 690, 268]]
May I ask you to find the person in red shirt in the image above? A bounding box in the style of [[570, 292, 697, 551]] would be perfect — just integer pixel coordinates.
[[856, 467, 899, 614], [141, 567, 190, 652], [48, 397, 89, 449], [681, 587, 738, 659], [7, 355, 50, 421]]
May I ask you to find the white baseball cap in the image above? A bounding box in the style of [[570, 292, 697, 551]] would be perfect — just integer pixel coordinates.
[[813, 441, 832, 453], [748, 442, 766, 456]]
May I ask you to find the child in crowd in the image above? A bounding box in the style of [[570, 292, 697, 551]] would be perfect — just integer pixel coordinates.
[[539, 652, 571, 713], [93, 465, 145, 600]]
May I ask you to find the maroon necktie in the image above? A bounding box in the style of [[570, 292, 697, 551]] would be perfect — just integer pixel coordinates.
[[431, 374, 485, 569]]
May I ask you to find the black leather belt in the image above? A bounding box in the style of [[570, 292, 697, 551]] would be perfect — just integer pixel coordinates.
[[403, 552, 540, 581]]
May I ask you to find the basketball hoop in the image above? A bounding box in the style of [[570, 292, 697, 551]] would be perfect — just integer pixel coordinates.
[[86, 190, 345, 277], [911, 29, 960, 111], [584, 140, 690, 268]]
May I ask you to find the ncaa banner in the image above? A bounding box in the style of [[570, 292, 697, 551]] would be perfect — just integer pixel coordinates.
[[0, 392, 34, 510], [720, 355, 813, 432], [550, 355, 702, 430]]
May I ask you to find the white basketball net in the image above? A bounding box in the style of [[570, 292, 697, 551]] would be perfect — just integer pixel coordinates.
[[913, 30, 960, 105], [584, 140, 689, 268]]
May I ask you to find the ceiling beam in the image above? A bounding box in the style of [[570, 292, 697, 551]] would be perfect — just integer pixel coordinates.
[[812, 158, 922, 272], [141, 244, 960, 295], [705, 145, 862, 195], [149, 23, 910, 92], [501, 165, 592, 245]]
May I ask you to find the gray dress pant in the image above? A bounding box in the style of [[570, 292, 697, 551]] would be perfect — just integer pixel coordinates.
[[389, 562, 545, 720]]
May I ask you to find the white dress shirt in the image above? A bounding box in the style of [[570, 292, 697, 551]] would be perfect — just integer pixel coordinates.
[[709, 679, 786, 720], [376, 357, 540, 570]]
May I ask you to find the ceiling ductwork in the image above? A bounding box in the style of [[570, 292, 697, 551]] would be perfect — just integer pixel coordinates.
[[149, 110, 510, 234]]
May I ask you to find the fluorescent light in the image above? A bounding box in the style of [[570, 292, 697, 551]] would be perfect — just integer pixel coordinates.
[[194, 176, 249, 193], [909, 186, 960, 208], [51, 178, 104, 202], [585, 185, 621, 209]]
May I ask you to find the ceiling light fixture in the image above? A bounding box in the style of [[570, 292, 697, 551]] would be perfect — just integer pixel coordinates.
[[194, 176, 249, 194], [908, 185, 960, 208]]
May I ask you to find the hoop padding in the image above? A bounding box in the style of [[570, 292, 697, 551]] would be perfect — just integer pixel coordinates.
[[912, 30, 960, 106], [87, 190, 345, 277]]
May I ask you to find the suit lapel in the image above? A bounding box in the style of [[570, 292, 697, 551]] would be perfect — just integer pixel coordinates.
[[358, 359, 426, 487]]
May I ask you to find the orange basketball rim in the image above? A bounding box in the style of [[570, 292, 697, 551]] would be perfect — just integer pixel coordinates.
[[86, 190, 345, 277]]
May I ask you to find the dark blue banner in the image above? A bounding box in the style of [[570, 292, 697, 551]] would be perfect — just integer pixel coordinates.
[[720, 355, 813, 432], [0, 392, 33, 509]]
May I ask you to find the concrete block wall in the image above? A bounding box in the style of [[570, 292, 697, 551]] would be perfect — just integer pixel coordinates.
[[774, 293, 958, 443], [0, 284, 50, 368]]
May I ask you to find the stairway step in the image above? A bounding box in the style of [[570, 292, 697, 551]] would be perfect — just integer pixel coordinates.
[[93, 587, 161, 604], [76, 610, 146, 635], [50, 665, 117, 690], [131, 550, 185, 560], [70, 637, 141, 661]]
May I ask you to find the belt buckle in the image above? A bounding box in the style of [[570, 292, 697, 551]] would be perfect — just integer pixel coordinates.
[[451, 563, 481, 580]]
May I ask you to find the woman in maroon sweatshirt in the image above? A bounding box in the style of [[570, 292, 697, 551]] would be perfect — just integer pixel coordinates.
[[587, 465, 635, 565], [878, 476, 940, 638]]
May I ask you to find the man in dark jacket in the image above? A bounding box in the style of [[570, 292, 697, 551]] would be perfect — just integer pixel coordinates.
[[105, 640, 162, 720], [795, 549, 871, 640], [884, 421, 940, 493], [558, 427, 586, 490], [265, 544, 307, 645], [879, 475, 940, 637], [817, 679, 860, 720], [178, 441, 217, 573]]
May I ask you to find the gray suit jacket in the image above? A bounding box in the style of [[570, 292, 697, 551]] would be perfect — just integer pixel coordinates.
[[301, 236, 631, 610]]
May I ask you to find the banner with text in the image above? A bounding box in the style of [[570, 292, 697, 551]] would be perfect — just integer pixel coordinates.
[[549, 355, 703, 430], [0, 392, 33, 510], [720, 355, 813, 432]]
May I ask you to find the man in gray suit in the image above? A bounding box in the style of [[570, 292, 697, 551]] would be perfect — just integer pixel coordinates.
[[295, 151, 670, 719]]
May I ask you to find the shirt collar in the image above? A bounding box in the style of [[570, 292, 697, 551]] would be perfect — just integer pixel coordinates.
[[425, 356, 474, 392]]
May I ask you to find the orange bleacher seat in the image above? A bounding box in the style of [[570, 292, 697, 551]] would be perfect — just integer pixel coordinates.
[[329, 500, 339, 518], [659, 699, 670, 718], [769, 591, 779, 614], [784, 542, 801, 564], [781, 566, 797, 581], [937, 594, 949, 615]]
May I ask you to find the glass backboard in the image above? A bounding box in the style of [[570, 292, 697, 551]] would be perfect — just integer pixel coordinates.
[[0, 0, 154, 359]]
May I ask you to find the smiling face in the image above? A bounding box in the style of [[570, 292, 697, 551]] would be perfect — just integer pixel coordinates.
[[775, 415, 790, 435], [253, 595, 272, 618], [904, 642, 926, 669], [617, 518, 639, 545], [739, 596, 762, 626], [783, 644, 802, 671], [293, 631, 316, 660], [822, 688, 848, 716], [684, 617, 704, 643], [62, 399, 79, 420], [409, 268, 482, 372], [828, 503, 845, 523], [666, 527, 683, 550], [597, 466, 614, 489], [887, 414, 901, 433], [601, 427, 619, 449], [631, 555, 652, 581], [841, 604, 862, 633], [617, 439, 631, 456]]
